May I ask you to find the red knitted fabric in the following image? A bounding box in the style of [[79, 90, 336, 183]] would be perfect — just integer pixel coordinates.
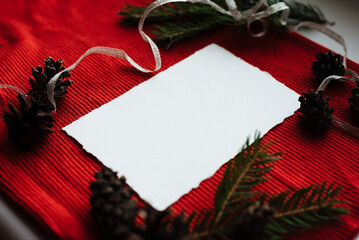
[[0, 0, 358, 239]]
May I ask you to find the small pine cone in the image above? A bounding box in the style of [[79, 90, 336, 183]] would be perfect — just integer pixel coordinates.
[[3, 94, 54, 148], [299, 90, 334, 132], [90, 167, 139, 240], [29, 57, 72, 111], [349, 81, 359, 122], [233, 202, 274, 239], [312, 51, 345, 81]]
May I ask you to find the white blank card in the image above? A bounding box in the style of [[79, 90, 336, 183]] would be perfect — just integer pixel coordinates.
[[64, 44, 299, 210]]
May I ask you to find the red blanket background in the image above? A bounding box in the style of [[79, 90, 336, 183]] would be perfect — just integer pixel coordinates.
[[0, 0, 358, 239]]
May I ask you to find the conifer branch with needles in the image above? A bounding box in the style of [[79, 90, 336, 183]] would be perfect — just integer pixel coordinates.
[[90, 134, 349, 240], [151, 14, 236, 48], [263, 183, 349, 239], [119, 3, 218, 25], [118, 0, 330, 48], [213, 134, 281, 225]]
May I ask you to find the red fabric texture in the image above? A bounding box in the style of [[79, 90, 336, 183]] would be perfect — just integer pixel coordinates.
[[0, 0, 358, 239]]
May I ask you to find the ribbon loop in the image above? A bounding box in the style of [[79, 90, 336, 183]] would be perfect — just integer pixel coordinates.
[[289, 21, 348, 67], [246, 2, 289, 37], [346, 68, 359, 82], [315, 67, 359, 138], [333, 117, 359, 139], [317, 75, 352, 92]]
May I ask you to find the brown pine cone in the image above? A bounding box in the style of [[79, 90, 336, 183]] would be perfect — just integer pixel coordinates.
[[90, 167, 139, 240], [4, 57, 72, 147], [298, 90, 334, 132], [90, 167, 191, 240], [312, 51, 345, 82], [3, 94, 54, 148], [29, 57, 72, 111]]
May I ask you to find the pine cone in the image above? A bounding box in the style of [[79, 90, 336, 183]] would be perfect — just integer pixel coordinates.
[[4, 57, 71, 147], [233, 202, 274, 239], [3, 94, 54, 148], [90, 167, 139, 240], [90, 167, 191, 240], [349, 81, 359, 122], [29, 57, 72, 111], [312, 51, 345, 82], [298, 90, 334, 132]]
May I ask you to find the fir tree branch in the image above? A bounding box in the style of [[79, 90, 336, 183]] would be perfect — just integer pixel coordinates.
[[152, 14, 236, 48], [263, 182, 349, 238], [118, 0, 330, 47], [214, 133, 282, 225], [187, 136, 348, 240], [119, 3, 217, 25]]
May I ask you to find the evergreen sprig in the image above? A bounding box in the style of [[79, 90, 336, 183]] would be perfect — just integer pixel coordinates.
[[263, 183, 348, 239], [213, 134, 281, 224], [186, 135, 348, 239], [119, 3, 218, 25], [118, 0, 329, 48], [151, 14, 237, 48], [90, 134, 349, 239]]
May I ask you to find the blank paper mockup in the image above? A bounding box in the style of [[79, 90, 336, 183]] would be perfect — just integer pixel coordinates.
[[64, 44, 300, 210]]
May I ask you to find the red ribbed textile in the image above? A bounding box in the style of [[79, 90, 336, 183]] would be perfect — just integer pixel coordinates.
[[0, 0, 358, 239]]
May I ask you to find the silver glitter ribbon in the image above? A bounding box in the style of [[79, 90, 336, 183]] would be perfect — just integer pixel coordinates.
[[0, 0, 290, 113], [316, 68, 359, 137], [44, 0, 289, 114], [289, 21, 347, 67]]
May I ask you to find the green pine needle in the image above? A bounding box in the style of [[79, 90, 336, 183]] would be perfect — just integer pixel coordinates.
[[118, 0, 330, 48], [151, 14, 236, 48], [185, 134, 348, 239], [119, 3, 217, 25], [263, 182, 349, 238], [214, 133, 282, 225]]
